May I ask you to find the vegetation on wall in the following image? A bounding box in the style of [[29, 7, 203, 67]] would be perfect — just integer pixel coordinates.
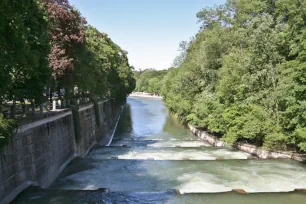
[[0, 114, 17, 148]]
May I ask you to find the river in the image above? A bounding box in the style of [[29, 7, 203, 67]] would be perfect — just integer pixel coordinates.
[[12, 96, 306, 203]]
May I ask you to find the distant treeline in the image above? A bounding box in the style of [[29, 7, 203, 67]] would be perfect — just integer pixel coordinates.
[[0, 0, 135, 145], [137, 0, 306, 152], [134, 69, 168, 95]]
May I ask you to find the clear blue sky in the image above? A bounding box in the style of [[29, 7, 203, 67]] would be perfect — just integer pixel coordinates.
[[70, 0, 226, 70]]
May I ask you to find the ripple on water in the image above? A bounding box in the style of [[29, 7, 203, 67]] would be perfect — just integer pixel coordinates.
[[51, 160, 306, 193]]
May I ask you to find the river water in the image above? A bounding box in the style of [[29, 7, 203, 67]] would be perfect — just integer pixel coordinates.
[[13, 96, 306, 203]]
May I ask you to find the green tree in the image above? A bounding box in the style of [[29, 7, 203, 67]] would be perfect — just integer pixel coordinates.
[[0, 0, 50, 116], [162, 0, 306, 152], [134, 69, 167, 95]]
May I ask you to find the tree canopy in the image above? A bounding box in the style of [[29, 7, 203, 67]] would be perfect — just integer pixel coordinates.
[[134, 69, 168, 95], [162, 0, 306, 152], [0, 0, 135, 143]]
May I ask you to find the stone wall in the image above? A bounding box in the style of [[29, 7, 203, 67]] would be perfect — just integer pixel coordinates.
[[76, 100, 121, 156], [189, 124, 306, 162], [0, 100, 122, 204]]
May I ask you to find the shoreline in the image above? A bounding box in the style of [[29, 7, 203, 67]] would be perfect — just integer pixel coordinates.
[[129, 92, 162, 99], [188, 124, 306, 162], [129, 95, 306, 162]]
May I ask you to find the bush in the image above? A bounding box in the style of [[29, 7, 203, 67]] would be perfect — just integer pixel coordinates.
[[291, 126, 306, 152], [0, 114, 17, 148]]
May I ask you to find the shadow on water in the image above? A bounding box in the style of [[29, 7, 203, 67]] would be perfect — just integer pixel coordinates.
[[162, 114, 194, 138], [113, 103, 133, 139], [11, 188, 306, 204]]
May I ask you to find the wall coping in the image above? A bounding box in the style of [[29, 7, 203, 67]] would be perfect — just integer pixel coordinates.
[[16, 100, 110, 137], [98, 100, 108, 105], [17, 111, 72, 134], [78, 100, 109, 112], [78, 104, 94, 112]]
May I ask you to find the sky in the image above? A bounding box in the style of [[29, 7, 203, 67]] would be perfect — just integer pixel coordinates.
[[70, 0, 226, 70]]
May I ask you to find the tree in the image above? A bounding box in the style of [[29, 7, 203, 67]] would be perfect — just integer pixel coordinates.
[[134, 69, 168, 95], [0, 0, 50, 116], [162, 0, 306, 152], [42, 0, 86, 100]]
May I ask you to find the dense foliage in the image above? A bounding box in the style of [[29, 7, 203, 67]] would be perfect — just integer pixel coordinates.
[[0, 0, 135, 144], [0, 114, 17, 147], [0, 0, 51, 110], [162, 0, 306, 152], [134, 69, 168, 95]]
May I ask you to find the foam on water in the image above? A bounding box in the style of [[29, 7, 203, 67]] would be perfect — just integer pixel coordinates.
[[89, 146, 250, 160], [147, 140, 210, 147], [51, 160, 306, 193], [110, 140, 210, 147], [210, 149, 252, 159]]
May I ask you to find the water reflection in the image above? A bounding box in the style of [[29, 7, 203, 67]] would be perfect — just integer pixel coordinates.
[[114, 97, 195, 140], [114, 103, 133, 138]]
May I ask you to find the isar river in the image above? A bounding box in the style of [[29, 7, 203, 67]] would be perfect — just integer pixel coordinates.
[[13, 97, 306, 203]]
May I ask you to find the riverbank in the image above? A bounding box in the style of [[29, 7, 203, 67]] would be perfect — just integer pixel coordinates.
[[129, 92, 162, 99], [189, 124, 306, 162]]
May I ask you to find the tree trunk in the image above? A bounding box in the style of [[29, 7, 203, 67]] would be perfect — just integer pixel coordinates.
[[40, 104, 43, 114], [0, 96, 2, 114], [57, 86, 61, 100], [272, 62, 279, 125], [22, 101, 26, 117], [11, 98, 16, 119], [65, 87, 72, 108], [49, 86, 53, 110], [31, 100, 35, 116]]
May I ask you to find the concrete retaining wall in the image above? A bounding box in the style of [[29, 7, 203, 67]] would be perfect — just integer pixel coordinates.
[[189, 124, 306, 162], [76, 100, 121, 156], [0, 100, 121, 204]]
